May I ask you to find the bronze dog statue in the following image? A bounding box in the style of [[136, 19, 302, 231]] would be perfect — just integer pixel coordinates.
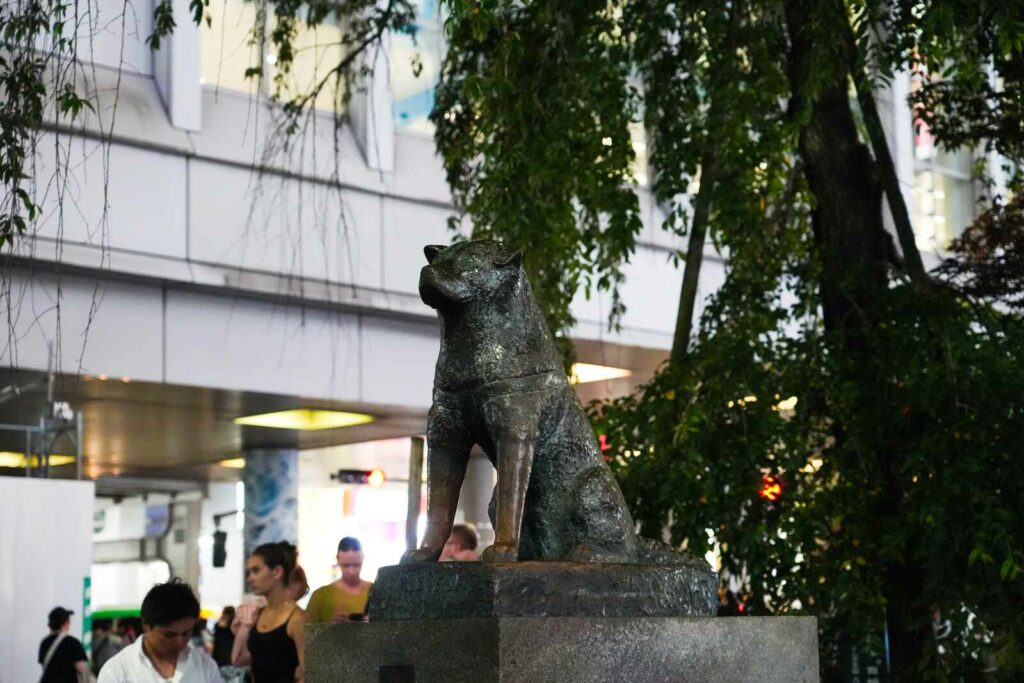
[[403, 240, 682, 564]]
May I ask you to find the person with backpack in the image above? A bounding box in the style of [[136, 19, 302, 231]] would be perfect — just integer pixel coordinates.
[[38, 606, 88, 683]]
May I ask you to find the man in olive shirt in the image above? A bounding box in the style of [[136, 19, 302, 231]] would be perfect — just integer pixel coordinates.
[[38, 607, 88, 683], [306, 537, 373, 623]]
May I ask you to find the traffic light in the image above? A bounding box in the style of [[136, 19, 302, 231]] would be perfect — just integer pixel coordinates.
[[212, 530, 228, 568], [332, 468, 386, 488], [759, 474, 783, 502]]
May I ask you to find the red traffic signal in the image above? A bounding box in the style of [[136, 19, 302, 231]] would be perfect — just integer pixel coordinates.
[[332, 468, 386, 488], [759, 474, 782, 502]]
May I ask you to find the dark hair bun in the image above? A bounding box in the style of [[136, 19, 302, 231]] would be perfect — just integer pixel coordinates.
[[278, 541, 298, 575], [253, 541, 299, 585]]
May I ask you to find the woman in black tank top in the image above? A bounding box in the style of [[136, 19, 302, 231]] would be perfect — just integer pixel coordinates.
[[231, 542, 307, 682], [248, 607, 300, 682]]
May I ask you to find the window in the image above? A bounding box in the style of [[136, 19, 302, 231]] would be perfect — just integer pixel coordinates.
[[201, 0, 344, 111], [201, 0, 261, 95], [391, 0, 445, 135], [911, 71, 976, 249], [266, 15, 344, 110], [629, 121, 649, 187]]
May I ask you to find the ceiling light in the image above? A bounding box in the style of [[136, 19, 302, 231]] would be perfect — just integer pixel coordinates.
[[218, 458, 246, 469], [0, 452, 77, 468], [233, 409, 374, 431], [569, 363, 632, 385]]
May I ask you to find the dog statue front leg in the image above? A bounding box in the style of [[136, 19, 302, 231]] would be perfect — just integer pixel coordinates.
[[402, 404, 472, 563], [482, 436, 535, 562]]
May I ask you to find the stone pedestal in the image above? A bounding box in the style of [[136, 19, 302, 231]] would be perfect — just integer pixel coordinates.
[[305, 615, 819, 682], [369, 561, 718, 620]]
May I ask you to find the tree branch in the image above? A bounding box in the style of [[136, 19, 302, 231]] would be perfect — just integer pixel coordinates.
[[843, 15, 931, 288]]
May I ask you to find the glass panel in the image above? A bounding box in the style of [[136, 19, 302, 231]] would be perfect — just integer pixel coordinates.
[[391, 0, 445, 135], [936, 146, 972, 176], [941, 174, 975, 239], [914, 169, 975, 248], [201, 0, 262, 95], [629, 122, 649, 186], [202, 1, 344, 111], [913, 169, 939, 248], [267, 17, 345, 112]]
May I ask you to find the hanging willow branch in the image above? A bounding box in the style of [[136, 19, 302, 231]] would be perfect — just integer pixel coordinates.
[[1, 0, 96, 248]]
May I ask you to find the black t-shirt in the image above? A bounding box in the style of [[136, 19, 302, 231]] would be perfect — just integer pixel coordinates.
[[37, 633, 87, 683], [212, 623, 235, 667]]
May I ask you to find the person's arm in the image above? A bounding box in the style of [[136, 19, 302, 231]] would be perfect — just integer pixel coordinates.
[[230, 625, 252, 666], [287, 609, 307, 682], [305, 588, 323, 624], [231, 603, 258, 666], [361, 581, 373, 614], [72, 639, 88, 674]]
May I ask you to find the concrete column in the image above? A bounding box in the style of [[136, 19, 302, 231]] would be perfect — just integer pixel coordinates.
[[890, 70, 916, 223], [152, 0, 202, 131], [242, 447, 299, 559], [876, 68, 916, 250], [349, 3, 395, 172]]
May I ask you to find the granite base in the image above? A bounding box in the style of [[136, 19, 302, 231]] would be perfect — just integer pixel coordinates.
[[368, 561, 718, 620], [305, 616, 819, 682]]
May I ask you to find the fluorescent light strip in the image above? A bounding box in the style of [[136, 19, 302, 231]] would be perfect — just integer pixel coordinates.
[[569, 363, 632, 385], [0, 452, 77, 468], [233, 409, 374, 431]]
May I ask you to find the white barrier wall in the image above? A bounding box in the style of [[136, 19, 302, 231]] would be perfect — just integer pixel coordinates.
[[0, 478, 94, 683], [197, 482, 246, 615]]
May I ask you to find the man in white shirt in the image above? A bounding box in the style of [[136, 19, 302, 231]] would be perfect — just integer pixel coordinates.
[[98, 579, 221, 683]]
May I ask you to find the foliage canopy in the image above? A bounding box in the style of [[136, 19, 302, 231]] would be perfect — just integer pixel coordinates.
[[431, 0, 1024, 679]]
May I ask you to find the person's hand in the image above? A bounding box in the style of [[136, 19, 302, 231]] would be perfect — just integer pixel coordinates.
[[330, 608, 350, 624], [233, 602, 260, 633]]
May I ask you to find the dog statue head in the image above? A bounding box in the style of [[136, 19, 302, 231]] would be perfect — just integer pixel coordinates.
[[419, 240, 524, 313]]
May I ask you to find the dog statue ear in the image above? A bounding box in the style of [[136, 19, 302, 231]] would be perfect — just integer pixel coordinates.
[[424, 245, 448, 264], [496, 250, 523, 269]]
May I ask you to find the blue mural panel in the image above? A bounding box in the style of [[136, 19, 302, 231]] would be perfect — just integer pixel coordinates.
[[243, 448, 299, 558]]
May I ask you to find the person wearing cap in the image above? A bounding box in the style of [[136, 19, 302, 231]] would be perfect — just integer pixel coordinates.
[[98, 579, 220, 682], [38, 606, 88, 683]]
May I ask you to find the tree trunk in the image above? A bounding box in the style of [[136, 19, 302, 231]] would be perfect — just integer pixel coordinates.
[[785, 0, 889, 341], [669, 152, 715, 368], [785, 0, 930, 679], [668, 0, 743, 368]]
